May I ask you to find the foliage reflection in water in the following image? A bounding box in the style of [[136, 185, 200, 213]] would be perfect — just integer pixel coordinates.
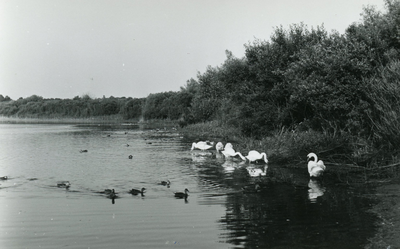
[[190, 150, 378, 249]]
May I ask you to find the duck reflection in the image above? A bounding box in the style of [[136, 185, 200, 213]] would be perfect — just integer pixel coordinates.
[[308, 179, 326, 202]]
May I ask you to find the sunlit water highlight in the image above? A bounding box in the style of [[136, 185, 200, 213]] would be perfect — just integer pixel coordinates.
[[0, 124, 378, 248]]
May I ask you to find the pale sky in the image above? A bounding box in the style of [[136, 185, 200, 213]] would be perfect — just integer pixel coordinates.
[[0, 0, 385, 100]]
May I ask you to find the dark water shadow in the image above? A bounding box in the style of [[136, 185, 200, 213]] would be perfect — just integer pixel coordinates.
[[219, 181, 377, 248], [189, 155, 379, 249]]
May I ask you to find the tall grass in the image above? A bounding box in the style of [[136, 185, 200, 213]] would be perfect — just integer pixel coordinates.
[[366, 61, 400, 150]]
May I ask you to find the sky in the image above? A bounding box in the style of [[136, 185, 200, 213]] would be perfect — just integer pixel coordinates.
[[0, 0, 386, 100]]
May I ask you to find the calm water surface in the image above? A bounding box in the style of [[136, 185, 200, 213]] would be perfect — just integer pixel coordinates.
[[0, 124, 378, 248]]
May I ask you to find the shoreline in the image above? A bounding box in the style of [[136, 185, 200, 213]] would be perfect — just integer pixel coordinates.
[[0, 116, 130, 124], [0, 116, 178, 125]]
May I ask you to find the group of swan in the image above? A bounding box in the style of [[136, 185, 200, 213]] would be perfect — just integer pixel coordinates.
[[215, 142, 269, 164], [191, 141, 326, 177], [192, 141, 269, 177]]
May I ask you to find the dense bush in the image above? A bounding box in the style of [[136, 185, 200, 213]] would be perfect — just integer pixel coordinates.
[[183, 0, 400, 140]]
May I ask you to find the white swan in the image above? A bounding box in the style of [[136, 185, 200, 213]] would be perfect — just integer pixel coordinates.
[[215, 142, 225, 160], [215, 142, 224, 152], [190, 141, 214, 151], [220, 143, 246, 160], [246, 165, 268, 177], [307, 152, 326, 177], [245, 150, 268, 163]]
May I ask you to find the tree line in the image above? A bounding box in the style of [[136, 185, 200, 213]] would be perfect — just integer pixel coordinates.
[[1, 0, 400, 148]]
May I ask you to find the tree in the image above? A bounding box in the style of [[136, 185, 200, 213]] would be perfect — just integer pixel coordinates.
[[123, 98, 144, 119]]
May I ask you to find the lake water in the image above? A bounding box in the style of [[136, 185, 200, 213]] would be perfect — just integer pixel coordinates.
[[0, 123, 379, 248]]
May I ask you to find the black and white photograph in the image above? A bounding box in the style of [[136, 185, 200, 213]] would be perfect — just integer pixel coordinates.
[[1, 0, 399, 248]]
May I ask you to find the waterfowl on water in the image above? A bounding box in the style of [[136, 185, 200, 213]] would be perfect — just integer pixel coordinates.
[[128, 155, 133, 159], [0, 176, 8, 180], [246, 165, 268, 177], [190, 141, 214, 151], [57, 181, 71, 188], [80, 150, 88, 153], [220, 143, 246, 160], [215, 142, 224, 153], [103, 189, 114, 194], [214, 142, 225, 159], [102, 189, 118, 198], [159, 180, 171, 186], [107, 189, 118, 199], [129, 187, 146, 195], [307, 152, 326, 177], [245, 150, 268, 164], [174, 188, 189, 198]]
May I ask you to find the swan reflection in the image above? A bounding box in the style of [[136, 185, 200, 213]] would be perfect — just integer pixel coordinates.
[[221, 160, 245, 173], [308, 179, 325, 202], [191, 151, 211, 162], [246, 165, 268, 177]]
